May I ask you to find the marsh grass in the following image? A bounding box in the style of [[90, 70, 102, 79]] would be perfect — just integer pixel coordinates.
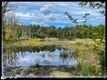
[[60, 51, 69, 58], [3, 38, 105, 76]]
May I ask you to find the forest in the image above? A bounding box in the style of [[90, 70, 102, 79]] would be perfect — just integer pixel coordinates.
[[3, 24, 105, 40]]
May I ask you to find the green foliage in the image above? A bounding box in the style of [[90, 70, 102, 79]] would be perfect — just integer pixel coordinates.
[[3, 24, 105, 40], [79, 2, 105, 15], [81, 63, 90, 76], [64, 12, 79, 25]]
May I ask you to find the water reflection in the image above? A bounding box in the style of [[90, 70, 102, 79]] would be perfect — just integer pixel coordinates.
[[3, 45, 77, 67]]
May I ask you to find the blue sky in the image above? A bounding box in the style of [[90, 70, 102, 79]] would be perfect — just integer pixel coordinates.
[[7, 2, 105, 27]]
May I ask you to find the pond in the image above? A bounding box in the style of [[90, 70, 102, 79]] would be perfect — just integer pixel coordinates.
[[2, 45, 77, 77]]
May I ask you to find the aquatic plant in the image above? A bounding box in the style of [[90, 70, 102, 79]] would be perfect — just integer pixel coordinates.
[[60, 51, 69, 59]]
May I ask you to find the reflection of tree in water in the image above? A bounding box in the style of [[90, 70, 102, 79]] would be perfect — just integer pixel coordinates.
[[60, 50, 74, 64], [5, 45, 59, 52], [42, 54, 45, 58], [3, 47, 18, 66], [60, 51, 68, 63], [3, 45, 67, 65], [3, 47, 28, 66], [3, 45, 64, 66], [35, 58, 41, 66]]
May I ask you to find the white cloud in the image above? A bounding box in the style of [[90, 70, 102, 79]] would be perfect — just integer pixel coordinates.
[[16, 12, 32, 18], [9, 2, 105, 26], [45, 14, 68, 21], [77, 19, 84, 22], [40, 4, 56, 15], [68, 8, 101, 17]]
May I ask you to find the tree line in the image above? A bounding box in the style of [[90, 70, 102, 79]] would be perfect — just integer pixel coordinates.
[[3, 24, 105, 40], [2, 2, 105, 41]]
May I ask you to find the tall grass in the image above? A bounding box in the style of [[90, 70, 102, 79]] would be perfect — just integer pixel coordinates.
[[3, 38, 105, 76]]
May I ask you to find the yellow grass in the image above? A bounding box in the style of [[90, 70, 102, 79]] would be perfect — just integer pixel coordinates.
[[3, 38, 105, 76]]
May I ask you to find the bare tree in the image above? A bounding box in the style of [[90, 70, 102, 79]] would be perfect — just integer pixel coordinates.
[[2, 2, 17, 16], [2, 2, 18, 24], [2, 2, 19, 40], [3, 11, 19, 25], [2, 2, 9, 16]]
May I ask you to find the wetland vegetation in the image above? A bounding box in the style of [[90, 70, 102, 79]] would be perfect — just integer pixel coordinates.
[[2, 1, 105, 78]]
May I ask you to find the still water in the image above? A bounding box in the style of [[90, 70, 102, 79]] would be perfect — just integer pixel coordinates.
[[3, 45, 77, 67]]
